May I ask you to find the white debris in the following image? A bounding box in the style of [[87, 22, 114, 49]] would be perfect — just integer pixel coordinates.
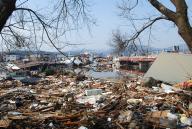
[[127, 99, 142, 104], [85, 89, 102, 96]]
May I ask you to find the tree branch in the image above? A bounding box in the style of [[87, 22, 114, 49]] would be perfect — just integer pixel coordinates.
[[125, 16, 168, 47], [148, 0, 176, 21], [14, 7, 69, 58]]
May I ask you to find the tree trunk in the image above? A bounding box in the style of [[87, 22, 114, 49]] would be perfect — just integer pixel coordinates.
[[149, 0, 192, 52], [176, 18, 192, 52], [0, 0, 16, 32], [174, 0, 192, 52]]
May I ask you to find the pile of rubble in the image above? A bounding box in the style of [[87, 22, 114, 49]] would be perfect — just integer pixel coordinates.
[[0, 72, 191, 129]]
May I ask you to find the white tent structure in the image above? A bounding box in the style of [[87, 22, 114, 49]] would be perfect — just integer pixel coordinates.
[[144, 53, 192, 84]]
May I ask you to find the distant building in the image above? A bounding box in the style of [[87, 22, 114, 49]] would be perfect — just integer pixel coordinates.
[[4, 50, 74, 62], [41, 53, 56, 61], [29, 53, 41, 61], [4, 50, 28, 62], [5, 54, 24, 62]]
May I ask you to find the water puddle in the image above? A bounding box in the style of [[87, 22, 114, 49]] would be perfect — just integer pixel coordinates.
[[87, 69, 144, 80]]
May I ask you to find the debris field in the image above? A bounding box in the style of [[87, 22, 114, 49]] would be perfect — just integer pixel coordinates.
[[0, 71, 192, 129]]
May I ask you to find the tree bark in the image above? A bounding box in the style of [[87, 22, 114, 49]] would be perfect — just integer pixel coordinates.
[[173, 0, 192, 52], [177, 23, 192, 52], [0, 0, 16, 32], [149, 0, 192, 52]]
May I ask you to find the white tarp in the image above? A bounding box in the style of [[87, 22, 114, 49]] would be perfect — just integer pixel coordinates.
[[144, 53, 192, 84], [6, 63, 20, 70]]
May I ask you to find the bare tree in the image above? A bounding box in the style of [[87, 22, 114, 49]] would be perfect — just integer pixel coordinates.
[[110, 30, 127, 55], [110, 30, 147, 56], [0, 0, 93, 53], [117, 0, 192, 52]]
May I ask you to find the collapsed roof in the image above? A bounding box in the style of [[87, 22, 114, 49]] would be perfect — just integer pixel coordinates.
[[144, 53, 192, 84]]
